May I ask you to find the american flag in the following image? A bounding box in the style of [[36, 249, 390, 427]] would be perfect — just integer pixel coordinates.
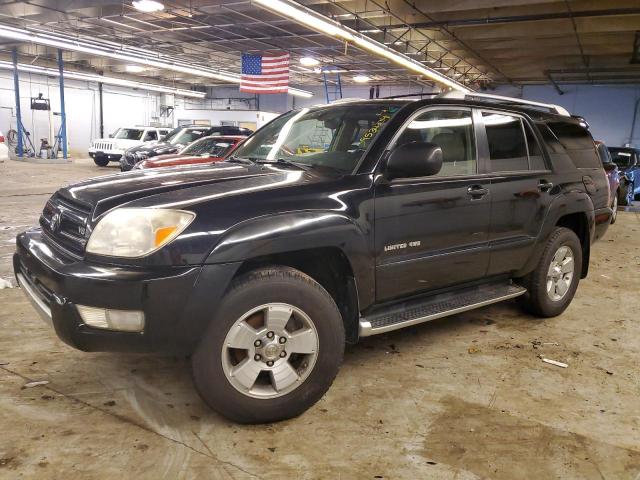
[[240, 53, 290, 94]]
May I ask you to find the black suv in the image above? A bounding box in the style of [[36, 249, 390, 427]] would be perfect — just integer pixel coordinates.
[[120, 125, 253, 171], [14, 94, 611, 423]]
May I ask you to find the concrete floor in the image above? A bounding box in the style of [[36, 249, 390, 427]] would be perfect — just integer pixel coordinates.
[[1, 158, 639, 479]]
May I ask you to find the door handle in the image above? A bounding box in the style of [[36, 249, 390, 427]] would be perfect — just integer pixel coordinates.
[[538, 180, 554, 192], [467, 185, 489, 199]]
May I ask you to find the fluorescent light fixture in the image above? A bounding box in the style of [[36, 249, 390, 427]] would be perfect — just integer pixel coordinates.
[[125, 64, 145, 73], [0, 24, 313, 98], [0, 60, 205, 98], [132, 0, 164, 13], [300, 56, 320, 67], [252, 0, 471, 93], [353, 75, 370, 83]]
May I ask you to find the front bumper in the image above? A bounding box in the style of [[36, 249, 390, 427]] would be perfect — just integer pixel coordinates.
[[14, 228, 240, 353], [88, 151, 122, 162]]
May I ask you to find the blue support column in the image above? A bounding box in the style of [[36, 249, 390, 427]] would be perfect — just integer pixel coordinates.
[[57, 49, 68, 159], [12, 47, 23, 157]]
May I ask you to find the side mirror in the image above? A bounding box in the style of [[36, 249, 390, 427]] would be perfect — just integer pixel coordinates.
[[386, 142, 443, 179], [603, 162, 616, 173], [108, 134, 114, 138]]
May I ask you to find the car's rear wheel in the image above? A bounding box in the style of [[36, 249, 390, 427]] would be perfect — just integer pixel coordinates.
[[192, 266, 345, 423], [610, 192, 618, 224], [517, 227, 582, 317], [93, 157, 109, 167]]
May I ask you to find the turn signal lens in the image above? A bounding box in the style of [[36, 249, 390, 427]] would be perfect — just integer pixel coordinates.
[[155, 226, 177, 247]]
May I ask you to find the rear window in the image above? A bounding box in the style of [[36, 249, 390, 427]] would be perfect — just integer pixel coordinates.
[[608, 148, 637, 168], [547, 121, 600, 168]]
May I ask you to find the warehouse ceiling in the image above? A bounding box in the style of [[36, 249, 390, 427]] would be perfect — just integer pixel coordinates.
[[0, 0, 638, 91]]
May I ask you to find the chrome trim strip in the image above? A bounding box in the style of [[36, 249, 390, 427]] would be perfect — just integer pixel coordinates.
[[16, 273, 53, 325], [359, 288, 526, 337]]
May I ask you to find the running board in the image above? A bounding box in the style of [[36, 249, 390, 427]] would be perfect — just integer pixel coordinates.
[[359, 282, 526, 337]]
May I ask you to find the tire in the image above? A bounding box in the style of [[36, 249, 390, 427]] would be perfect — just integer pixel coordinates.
[[619, 181, 633, 206], [610, 192, 618, 224], [93, 157, 109, 167], [517, 227, 582, 318], [192, 266, 345, 423]]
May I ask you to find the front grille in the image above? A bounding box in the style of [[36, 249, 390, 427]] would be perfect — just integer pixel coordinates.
[[40, 193, 92, 257], [93, 141, 113, 151]]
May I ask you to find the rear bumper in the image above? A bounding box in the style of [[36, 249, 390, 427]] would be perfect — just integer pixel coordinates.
[[593, 206, 612, 242], [14, 228, 240, 353]]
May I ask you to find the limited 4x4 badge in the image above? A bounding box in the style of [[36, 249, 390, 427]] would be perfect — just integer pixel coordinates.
[[384, 240, 421, 252]]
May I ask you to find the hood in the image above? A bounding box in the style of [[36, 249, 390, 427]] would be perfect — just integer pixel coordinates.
[[58, 162, 320, 219], [138, 154, 221, 169], [127, 141, 182, 157]]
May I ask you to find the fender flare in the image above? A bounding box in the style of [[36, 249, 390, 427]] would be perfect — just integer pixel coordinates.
[[204, 211, 375, 306], [516, 191, 594, 278]]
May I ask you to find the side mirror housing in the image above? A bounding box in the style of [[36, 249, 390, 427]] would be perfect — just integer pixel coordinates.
[[108, 134, 114, 138], [386, 142, 443, 179]]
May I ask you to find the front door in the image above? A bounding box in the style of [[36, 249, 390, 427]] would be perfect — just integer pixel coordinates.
[[374, 108, 491, 302]]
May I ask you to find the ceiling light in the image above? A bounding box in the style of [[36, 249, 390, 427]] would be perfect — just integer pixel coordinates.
[[132, 0, 164, 13], [353, 75, 370, 83], [252, 0, 471, 93], [300, 57, 320, 67], [125, 64, 145, 73], [0, 24, 313, 98], [0, 60, 205, 98]]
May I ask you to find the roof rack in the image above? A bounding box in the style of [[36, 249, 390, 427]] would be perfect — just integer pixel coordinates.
[[437, 91, 570, 117]]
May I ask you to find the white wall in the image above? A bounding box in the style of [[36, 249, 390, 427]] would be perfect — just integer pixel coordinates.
[[0, 71, 169, 156]]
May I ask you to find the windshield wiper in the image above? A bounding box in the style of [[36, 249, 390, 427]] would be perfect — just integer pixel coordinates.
[[256, 158, 312, 171], [225, 155, 255, 165]]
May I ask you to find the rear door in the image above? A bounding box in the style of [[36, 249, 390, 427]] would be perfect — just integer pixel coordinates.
[[478, 110, 556, 276], [374, 107, 491, 301]]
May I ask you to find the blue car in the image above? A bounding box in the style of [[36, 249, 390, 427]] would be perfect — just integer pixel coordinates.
[[608, 147, 640, 205]]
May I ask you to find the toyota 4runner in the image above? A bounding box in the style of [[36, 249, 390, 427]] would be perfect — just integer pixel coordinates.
[[14, 92, 611, 423]]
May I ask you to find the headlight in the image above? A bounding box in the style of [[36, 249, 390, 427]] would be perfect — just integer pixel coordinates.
[[86, 208, 195, 257]]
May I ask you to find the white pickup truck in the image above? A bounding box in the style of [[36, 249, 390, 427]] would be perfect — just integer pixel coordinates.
[[88, 126, 170, 166]]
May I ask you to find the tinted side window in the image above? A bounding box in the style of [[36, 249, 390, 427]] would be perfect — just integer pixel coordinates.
[[547, 121, 600, 168], [144, 130, 157, 141], [483, 112, 528, 171], [524, 122, 546, 170], [396, 109, 476, 176]]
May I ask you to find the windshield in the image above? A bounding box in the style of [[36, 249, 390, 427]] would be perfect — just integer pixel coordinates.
[[608, 148, 636, 167], [182, 137, 238, 157], [114, 128, 144, 140], [162, 127, 208, 145], [231, 103, 403, 173]]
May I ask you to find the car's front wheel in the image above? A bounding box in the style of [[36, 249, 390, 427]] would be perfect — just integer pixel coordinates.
[[192, 266, 345, 423], [93, 157, 109, 167], [517, 227, 582, 317]]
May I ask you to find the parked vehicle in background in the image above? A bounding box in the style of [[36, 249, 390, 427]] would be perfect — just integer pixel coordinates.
[[0, 130, 8, 161], [134, 135, 246, 170], [608, 146, 640, 206], [14, 94, 611, 423], [88, 126, 171, 167], [121, 125, 253, 171], [595, 141, 620, 224]]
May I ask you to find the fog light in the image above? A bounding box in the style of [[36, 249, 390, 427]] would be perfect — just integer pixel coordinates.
[[76, 305, 145, 332]]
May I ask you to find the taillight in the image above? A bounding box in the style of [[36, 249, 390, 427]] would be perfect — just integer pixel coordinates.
[[0, 135, 5, 143]]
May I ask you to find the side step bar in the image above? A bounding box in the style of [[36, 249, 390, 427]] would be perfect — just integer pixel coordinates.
[[359, 282, 526, 337]]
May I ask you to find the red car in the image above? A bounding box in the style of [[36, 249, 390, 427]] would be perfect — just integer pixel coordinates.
[[133, 135, 245, 170], [595, 141, 620, 224]]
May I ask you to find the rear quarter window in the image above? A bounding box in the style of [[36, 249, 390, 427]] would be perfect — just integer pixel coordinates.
[[547, 121, 600, 168]]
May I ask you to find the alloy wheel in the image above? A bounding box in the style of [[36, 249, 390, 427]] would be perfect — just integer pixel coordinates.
[[221, 303, 319, 399], [546, 245, 575, 301]]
